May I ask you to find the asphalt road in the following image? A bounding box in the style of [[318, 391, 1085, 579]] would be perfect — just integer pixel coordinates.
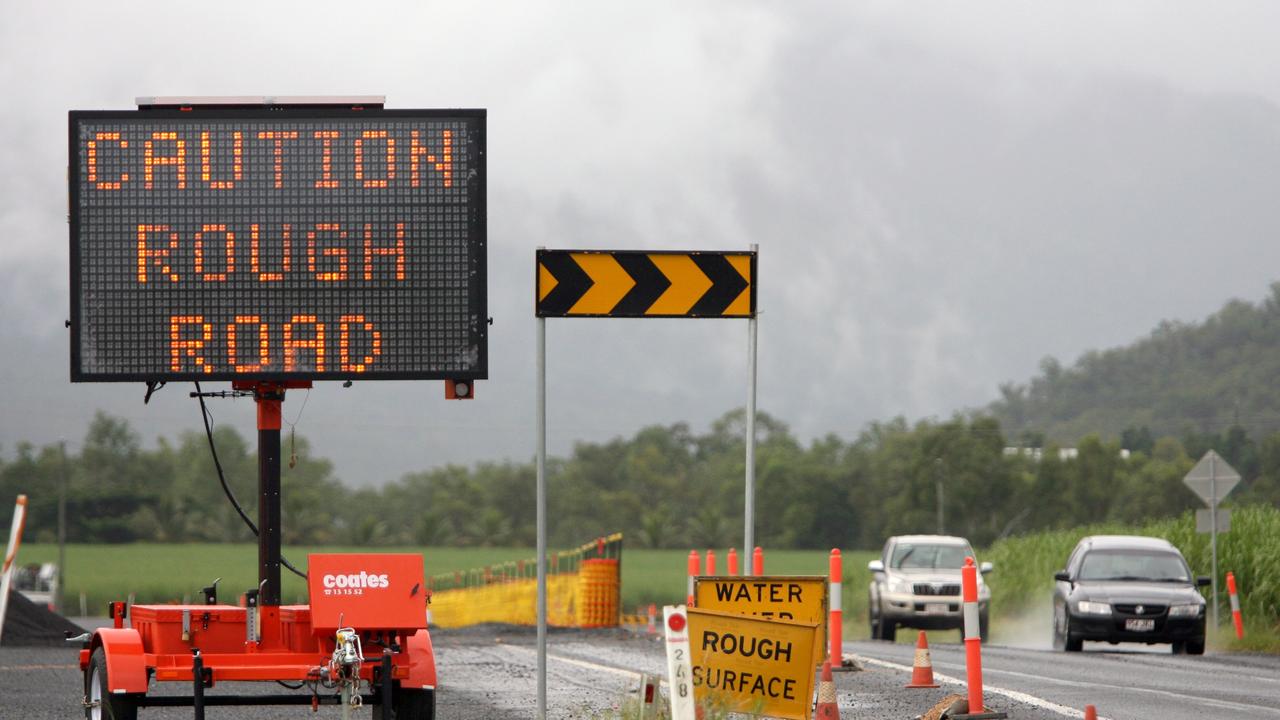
[[4, 628, 1279, 719]]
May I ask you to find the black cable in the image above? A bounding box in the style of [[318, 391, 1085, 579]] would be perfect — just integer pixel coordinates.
[[194, 381, 307, 580], [275, 680, 306, 690]]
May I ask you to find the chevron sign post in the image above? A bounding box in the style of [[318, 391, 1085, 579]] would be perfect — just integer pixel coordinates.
[[532, 247, 759, 720], [536, 250, 755, 318]]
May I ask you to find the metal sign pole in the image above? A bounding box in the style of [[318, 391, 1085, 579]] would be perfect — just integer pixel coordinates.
[[743, 244, 759, 576], [536, 313, 548, 720], [1211, 453, 1219, 630]]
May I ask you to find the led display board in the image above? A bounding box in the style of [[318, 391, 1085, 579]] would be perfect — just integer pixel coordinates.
[[68, 107, 486, 382]]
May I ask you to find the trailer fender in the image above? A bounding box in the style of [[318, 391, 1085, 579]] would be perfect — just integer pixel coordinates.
[[92, 628, 148, 693], [403, 629, 437, 689]]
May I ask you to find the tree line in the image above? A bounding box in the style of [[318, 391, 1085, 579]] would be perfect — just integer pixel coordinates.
[[3, 408, 1277, 551]]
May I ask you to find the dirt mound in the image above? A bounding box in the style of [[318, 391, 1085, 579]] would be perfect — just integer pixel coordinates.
[[1, 590, 86, 646]]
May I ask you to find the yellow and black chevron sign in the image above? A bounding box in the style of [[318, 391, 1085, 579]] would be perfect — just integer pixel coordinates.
[[536, 250, 755, 318]]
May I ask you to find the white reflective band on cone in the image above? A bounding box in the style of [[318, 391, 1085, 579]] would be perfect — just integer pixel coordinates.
[[830, 582, 841, 601], [964, 603, 980, 640], [1230, 595, 1241, 612]]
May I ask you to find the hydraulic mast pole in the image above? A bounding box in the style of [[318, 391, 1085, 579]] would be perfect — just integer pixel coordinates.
[[236, 380, 310, 649], [255, 383, 285, 608]]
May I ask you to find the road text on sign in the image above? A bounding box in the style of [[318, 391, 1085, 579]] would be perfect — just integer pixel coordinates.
[[687, 608, 819, 720], [536, 250, 755, 318], [694, 575, 827, 667], [69, 107, 486, 382]]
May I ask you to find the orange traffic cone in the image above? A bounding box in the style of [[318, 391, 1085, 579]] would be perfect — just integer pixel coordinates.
[[905, 631, 940, 688], [816, 660, 839, 720], [1084, 705, 1097, 720]]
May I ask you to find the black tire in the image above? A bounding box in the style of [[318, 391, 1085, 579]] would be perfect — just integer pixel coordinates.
[[394, 686, 435, 720], [1052, 608, 1065, 651], [1064, 632, 1083, 653], [85, 647, 140, 720], [979, 612, 990, 643], [1184, 638, 1205, 656], [878, 616, 896, 642], [868, 594, 884, 639]]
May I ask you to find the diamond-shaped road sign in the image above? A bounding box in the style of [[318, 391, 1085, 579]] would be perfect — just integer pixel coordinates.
[[1183, 450, 1241, 507]]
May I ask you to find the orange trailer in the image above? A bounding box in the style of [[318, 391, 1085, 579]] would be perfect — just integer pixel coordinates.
[[77, 384, 437, 719]]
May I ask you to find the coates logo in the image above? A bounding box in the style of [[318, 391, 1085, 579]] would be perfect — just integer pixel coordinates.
[[322, 571, 391, 590]]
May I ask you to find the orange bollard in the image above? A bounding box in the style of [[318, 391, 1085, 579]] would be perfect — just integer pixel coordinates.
[[962, 556, 984, 713], [829, 549, 843, 666], [727, 548, 739, 576], [687, 550, 700, 607], [905, 631, 940, 688], [815, 660, 839, 720], [706, 549, 717, 576], [1227, 571, 1244, 640], [647, 603, 657, 636], [753, 546, 764, 576], [1084, 704, 1097, 720]]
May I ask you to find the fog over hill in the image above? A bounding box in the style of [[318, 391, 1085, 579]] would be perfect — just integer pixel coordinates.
[[5, 3, 1280, 485]]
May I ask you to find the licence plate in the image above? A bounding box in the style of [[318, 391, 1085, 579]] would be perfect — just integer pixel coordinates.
[[924, 603, 949, 614], [1125, 618, 1155, 632]]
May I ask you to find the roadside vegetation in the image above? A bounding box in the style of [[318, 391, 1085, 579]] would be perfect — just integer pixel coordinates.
[[5, 404, 1278, 554]]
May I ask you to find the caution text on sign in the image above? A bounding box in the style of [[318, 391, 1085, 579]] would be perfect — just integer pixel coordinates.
[[687, 608, 820, 720]]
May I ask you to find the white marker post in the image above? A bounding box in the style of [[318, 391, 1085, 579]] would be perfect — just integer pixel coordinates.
[[0, 495, 30, 645], [663, 605, 697, 720]]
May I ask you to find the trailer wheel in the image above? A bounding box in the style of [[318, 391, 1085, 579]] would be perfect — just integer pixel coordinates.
[[85, 647, 139, 720], [393, 684, 435, 720]]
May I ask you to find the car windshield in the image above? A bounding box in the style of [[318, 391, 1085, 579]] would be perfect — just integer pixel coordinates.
[[1078, 550, 1190, 582], [890, 544, 971, 570]]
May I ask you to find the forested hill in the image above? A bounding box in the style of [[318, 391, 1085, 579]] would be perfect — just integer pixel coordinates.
[[990, 283, 1280, 444]]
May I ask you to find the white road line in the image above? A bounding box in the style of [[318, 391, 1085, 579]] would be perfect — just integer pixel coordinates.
[[851, 654, 1108, 720], [503, 644, 648, 680], [856, 652, 1280, 718]]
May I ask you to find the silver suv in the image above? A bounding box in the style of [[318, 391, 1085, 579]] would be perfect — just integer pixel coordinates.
[[867, 535, 992, 642]]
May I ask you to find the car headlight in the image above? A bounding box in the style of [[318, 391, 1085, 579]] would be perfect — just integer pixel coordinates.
[[1168, 603, 1201, 618], [1076, 600, 1112, 615], [887, 577, 913, 594]]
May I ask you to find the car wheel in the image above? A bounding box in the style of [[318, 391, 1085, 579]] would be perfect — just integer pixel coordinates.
[[869, 593, 895, 641], [1064, 630, 1083, 653], [1057, 610, 1082, 652], [1052, 606, 1065, 650], [979, 611, 990, 643], [1184, 638, 1205, 656], [878, 616, 896, 642]]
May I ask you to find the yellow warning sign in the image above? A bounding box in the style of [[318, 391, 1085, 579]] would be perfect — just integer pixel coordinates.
[[687, 608, 820, 720], [694, 575, 827, 667]]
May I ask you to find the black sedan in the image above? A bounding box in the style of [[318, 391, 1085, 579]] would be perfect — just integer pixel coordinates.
[[1052, 535, 1209, 654]]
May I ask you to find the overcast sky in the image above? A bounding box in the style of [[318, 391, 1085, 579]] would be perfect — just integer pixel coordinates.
[[5, 2, 1280, 486]]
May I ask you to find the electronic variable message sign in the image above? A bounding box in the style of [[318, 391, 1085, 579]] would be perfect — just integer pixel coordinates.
[[69, 106, 486, 382]]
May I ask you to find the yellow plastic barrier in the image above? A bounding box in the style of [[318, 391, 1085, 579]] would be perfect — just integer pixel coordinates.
[[575, 559, 619, 628], [428, 534, 622, 629]]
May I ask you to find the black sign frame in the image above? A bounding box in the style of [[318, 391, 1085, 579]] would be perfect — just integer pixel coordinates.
[[68, 107, 487, 383]]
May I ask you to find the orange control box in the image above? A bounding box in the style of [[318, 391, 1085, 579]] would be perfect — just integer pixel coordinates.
[[307, 554, 428, 633]]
